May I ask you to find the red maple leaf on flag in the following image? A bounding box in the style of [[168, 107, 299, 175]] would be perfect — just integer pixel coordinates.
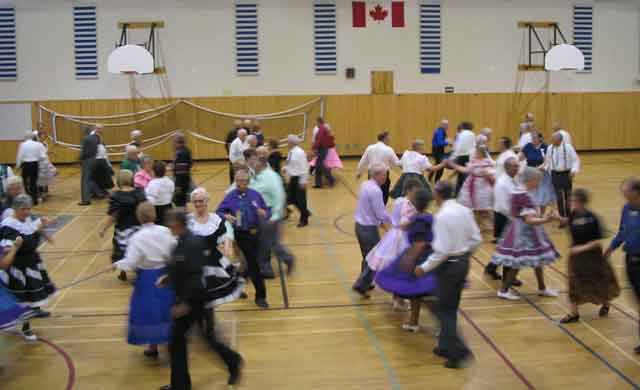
[[369, 4, 388, 22]]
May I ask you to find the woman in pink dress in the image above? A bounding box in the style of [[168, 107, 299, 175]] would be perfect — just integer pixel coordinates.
[[448, 145, 495, 230], [310, 124, 343, 172], [366, 178, 422, 309]]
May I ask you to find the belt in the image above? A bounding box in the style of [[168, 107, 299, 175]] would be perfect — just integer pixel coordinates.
[[447, 252, 469, 262], [551, 170, 570, 174]]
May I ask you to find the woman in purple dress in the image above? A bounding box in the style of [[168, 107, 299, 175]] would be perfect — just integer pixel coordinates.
[[375, 189, 438, 332], [491, 167, 562, 300]]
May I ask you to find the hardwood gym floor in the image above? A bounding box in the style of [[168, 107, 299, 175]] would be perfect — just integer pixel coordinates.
[[2, 152, 640, 390]]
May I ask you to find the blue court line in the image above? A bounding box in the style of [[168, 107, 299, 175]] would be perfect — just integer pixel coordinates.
[[471, 255, 640, 389], [317, 224, 401, 390]]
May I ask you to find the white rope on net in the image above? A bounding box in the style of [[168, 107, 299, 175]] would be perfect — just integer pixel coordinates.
[[47, 102, 180, 128], [47, 130, 178, 156], [41, 97, 321, 149], [39, 101, 177, 120], [181, 97, 322, 119]]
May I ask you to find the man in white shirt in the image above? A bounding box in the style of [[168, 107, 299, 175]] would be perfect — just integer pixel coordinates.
[[517, 123, 533, 150], [484, 158, 523, 287], [16, 132, 46, 205], [494, 137, 517, 178], [546, 131, 581, 217], [552, 121, 573, 146], [284, 134, 311, 227], [415, 180, 480, 368], [0, 163, 14, 201], [451, 122, 476, 196], [145, 161, 175, 225], [355, 131, 401, 205], [228, 129, 249, 182]]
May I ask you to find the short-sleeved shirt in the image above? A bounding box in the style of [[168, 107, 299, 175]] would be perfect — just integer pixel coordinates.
[[521, 143, 547, 167], [569, 210, 603, 247]]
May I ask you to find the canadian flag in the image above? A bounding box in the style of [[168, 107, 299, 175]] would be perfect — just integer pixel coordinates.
[[352, 1, 405, 28]]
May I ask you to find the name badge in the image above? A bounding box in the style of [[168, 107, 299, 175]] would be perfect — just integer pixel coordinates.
[[631, 211, 639, 217]]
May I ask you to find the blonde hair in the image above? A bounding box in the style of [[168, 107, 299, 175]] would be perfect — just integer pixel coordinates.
[[117, 169, 134, 188], [136, 202, 156, 224]]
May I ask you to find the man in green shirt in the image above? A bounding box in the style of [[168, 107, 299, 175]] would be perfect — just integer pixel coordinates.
[[249, 155, 295, 278], [120, 145, 140, 174]]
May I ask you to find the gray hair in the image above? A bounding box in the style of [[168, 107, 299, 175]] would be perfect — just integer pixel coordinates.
[[504, 156, 519, 166], [247, 134, 257, 144], [237, 129, 248, 137], [5, 176, 23, 190], [140, 155, 153, 165], [552, 131, 564, 141], [369, 163, 387, 177], [520, 166, 542, 184], [411, 139, 425, 150], [234, 169, 250, 181], [287, 134, 301, 144], [190, 187, 209, 202], [125, 144, 138, 154], [12, 193, 32, 210], [130, 129, 142, 139], [481, 127, 492, 136]]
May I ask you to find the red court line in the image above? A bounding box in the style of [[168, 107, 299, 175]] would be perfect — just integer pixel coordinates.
[[460, 309, 536, 390], [39, 337, 76, 390]]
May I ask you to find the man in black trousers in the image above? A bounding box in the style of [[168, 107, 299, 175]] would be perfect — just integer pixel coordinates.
[[415, 181, 481, 368], [173, 133, 193, 207], [78, 124, 103, 205], [160, 210, 242, 390]]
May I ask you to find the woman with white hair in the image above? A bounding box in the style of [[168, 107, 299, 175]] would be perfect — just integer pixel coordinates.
[[0, 194, 56, 340], [187, 187, 245, 309], [447, 145, 496, 230], [390, 139, 444, 199], [100, 170, 146, 281], [120, 145, 141, 174], [134, 156, 154, 189], [491, 167, 562, 300], [1, 176, 24, 221], [34, 128, 57, 202]]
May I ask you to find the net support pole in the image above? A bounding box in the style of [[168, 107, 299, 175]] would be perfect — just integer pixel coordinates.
[[276, 259, 290, 309], [319, 96, 325, 118]]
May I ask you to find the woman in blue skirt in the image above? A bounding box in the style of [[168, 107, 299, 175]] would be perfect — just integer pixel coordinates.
[[375, 189, 438, 332], [114, 202, 176, 359]]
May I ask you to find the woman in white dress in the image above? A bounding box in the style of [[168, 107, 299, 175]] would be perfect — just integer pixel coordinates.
[[390, 139, 444, 199], [187, 188, 246, 331]]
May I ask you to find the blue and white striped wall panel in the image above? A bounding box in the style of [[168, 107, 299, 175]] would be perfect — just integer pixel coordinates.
[[0, 7, 17, 81], [235, 3, 259, 75], [420, 2, 441, 74], [73, 5, 98, 79], [573, 4, 593, 72], [313, 1, 337, 75]]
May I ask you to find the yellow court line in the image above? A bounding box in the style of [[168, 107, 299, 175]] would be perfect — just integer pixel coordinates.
[[48, 215, 108, 276], [551, 302, 640, 368], [49, 237, 112, 311]]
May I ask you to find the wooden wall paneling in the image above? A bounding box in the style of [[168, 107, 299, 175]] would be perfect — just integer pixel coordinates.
[[3, 92, 639, 165]]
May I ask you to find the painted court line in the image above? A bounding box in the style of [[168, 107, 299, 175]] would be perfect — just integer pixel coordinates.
[[317, 218, 401, 390], [472, 251, 640, 389]]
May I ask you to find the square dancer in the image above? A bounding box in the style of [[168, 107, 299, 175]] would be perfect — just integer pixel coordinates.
[[352, 163, 392, 297], [415, 180, 481, 369]]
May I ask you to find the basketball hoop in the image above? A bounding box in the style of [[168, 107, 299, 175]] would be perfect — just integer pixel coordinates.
[[108, 44, 154, 74]]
